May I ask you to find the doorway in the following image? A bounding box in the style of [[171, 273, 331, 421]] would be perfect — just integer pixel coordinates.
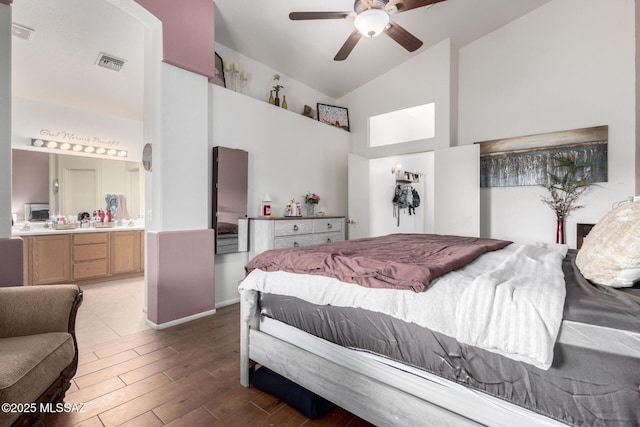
[[10, 0, 162, 347]]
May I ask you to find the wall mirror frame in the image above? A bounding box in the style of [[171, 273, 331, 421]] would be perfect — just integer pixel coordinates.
[[212, 146, 248, 254]]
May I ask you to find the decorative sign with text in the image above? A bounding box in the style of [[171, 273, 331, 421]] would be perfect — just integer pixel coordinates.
[[39, 129, 121, 147]]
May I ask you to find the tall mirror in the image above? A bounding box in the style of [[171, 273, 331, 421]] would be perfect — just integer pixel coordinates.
[[212, 146, 248, 254]]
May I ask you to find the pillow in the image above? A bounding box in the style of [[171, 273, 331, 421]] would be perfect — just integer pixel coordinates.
[[576, 201, 640, 287]]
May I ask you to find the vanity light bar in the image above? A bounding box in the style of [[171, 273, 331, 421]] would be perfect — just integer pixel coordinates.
[[31, 139, 127, 158]]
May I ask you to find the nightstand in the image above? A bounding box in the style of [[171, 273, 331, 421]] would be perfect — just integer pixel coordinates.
[[576, 223, 596, 249]]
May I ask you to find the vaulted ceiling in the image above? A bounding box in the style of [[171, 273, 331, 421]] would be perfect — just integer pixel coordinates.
[[214, 0, 552, 99], [10, 0, 551, 120]]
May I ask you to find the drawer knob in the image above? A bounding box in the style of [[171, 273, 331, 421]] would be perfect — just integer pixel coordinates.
[[327, 223, 332, 229], [293, 242, 299, 248], [326, 238, 332, 243], [293, 225, 299, 231]]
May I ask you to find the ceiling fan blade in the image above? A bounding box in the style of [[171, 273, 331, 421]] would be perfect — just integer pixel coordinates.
[[334, 29, 363, 61], [289, 11, 352, 20], [384, 21, 423, 52], [392, 0, 445, 13]]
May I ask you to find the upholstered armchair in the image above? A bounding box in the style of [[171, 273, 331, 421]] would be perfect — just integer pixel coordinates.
[[0, 285, 83, 427]]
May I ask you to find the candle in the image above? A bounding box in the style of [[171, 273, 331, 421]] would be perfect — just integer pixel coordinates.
[[223, 61, 230, 71], [241, 70, 248, 80], [233, 62, 239, 72]]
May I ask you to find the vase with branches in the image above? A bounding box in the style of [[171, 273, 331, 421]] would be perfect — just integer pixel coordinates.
[[272, 74, 284, 107], [541, 156, 595, 244]]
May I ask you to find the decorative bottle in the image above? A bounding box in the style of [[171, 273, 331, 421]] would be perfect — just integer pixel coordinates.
[[282, 96, 288, 110], [268, 91, 274, 105]]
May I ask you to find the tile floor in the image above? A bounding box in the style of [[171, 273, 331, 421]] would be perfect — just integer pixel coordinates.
[[75, 276, 150, 349]]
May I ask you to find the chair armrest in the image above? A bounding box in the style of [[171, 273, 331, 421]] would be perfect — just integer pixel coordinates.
[[0, 285, 82, 339]]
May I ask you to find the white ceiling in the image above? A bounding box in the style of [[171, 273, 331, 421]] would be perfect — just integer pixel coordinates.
[[11, 0, 145, 121], [215, 0, 552, 99], [10, 0, 551, 121]]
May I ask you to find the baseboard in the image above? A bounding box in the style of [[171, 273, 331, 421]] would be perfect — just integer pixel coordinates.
[[216, 297, 240, 309], [145, 308, 217, 330]]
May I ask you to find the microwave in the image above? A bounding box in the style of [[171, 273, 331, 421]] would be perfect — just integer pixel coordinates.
[[25, 203, 50, 222]]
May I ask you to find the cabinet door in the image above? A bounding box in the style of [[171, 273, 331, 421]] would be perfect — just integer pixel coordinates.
[[110, 231, 142, 275], [433, 145, 480, 237], [31, 235, 71, 285]]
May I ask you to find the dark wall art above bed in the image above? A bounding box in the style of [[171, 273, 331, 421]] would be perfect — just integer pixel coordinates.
[[476, 125, 608, 187]]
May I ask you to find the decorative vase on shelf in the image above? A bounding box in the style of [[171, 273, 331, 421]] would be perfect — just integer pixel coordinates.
[[305, 203, 315, 216], [274, 95, 280, 107], [282, 96, 288, 110], [268, 91, 274, 105], [556, 219, 565, 244]]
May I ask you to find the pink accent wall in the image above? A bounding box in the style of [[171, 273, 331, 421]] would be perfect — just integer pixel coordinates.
[[134, 0, 215, 80], [147, 229, 215, 325], [12, 150, 49, 221], [0, 238, 23, 286]]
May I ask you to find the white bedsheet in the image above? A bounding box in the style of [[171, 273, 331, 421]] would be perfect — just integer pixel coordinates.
[[238, 242, 568, 370]]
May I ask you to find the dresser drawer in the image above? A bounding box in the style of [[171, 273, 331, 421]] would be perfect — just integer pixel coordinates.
[[312, 232, 345, 246], [312, 218, 343, 234], [73, 260, 109, 280], [73, 243, 108, 262], [274, 235, 314, 249], [274, 220, 313, 237], [74, 232, 108, 245]]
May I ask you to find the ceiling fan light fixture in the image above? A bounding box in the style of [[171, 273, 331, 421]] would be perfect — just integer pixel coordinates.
[[354, 9, 389, 38]]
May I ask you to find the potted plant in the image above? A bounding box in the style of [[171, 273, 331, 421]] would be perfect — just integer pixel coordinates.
[[541, 156, 595, 244]]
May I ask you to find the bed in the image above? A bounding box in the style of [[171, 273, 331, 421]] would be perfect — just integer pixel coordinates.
[[216, 221, 239, 254], [238, 204, 640, 426]]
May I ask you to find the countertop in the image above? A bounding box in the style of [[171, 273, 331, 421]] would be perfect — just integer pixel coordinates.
[[250, 215, 345, 221], [12, 222, 145, 237]]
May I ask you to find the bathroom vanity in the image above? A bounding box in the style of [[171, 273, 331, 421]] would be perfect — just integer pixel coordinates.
[[14, 226, 144, 285]]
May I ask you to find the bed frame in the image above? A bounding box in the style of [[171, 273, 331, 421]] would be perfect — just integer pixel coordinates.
[[239, 290, 562, 427]]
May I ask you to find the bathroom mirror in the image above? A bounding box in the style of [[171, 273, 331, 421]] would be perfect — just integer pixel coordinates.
[[212, 146, 248, 254], [11, 149, 144, 222]]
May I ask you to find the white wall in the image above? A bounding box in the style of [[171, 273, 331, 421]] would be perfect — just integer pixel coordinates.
[[210, 84, 351, 306], [458, 0, 636, 247], [11, 97, 144, 161], [149, 63, 210, 232], [215, 43, 340, 118], [340, 38, 455, 159], [339, 38, 458, 239]]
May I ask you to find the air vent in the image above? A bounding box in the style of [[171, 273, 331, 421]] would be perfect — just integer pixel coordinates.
[[12, 23, 34, 41], [96, 53, 126, 72]]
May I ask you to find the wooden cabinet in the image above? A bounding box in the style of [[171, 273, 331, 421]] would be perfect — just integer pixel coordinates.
[[73, 233, 109, 280], [24, 230, 144, 285], [28, 234, 71, 285], [110, 230, 142, 275], [249, 217, 345, 259]]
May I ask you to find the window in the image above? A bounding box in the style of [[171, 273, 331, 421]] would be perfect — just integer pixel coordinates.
[[369, 103, 435, 147]]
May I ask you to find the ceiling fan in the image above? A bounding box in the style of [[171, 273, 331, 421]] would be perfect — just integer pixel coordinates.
[[289, 0, 446, 61]]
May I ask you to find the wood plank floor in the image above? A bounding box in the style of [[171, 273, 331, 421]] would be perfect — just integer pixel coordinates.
[[42, 303, 373, 427]]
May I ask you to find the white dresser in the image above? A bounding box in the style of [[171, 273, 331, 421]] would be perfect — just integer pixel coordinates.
[[248, 216, 346, 259]]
